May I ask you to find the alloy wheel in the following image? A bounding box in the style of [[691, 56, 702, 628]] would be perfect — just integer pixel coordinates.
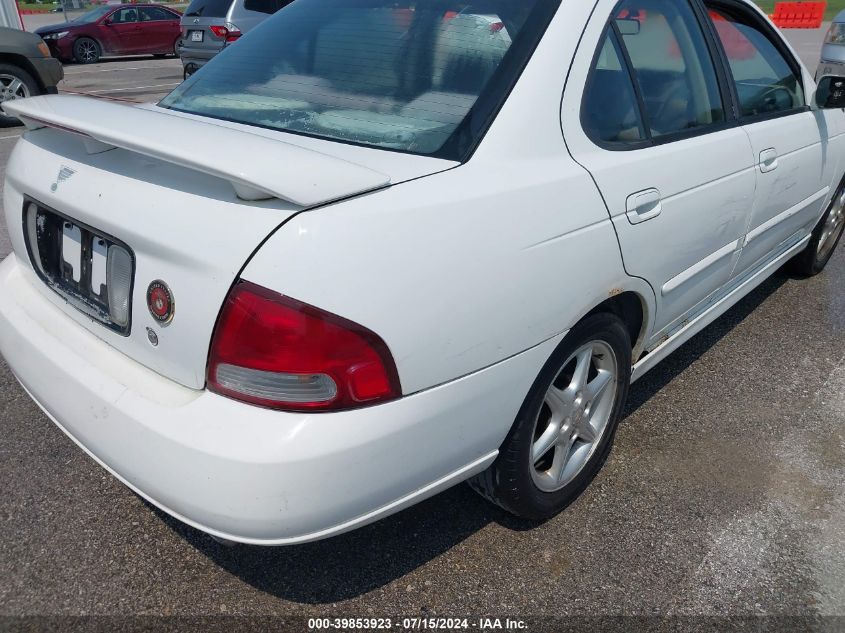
[[78, 40, 98, 63], [0, 74, 31, 105], [818, 188, 845, 261], [530, 340, 618, 492]]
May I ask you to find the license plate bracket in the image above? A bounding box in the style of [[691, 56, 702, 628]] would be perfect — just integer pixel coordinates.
[[22, 199, 135, 336]]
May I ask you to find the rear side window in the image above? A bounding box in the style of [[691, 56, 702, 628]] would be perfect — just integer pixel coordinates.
[[243, 0, 292, 15], [707, 6, 804, 118], [140, 6, 177, 21], [161, 0, 559, 159], [615, 0, 725, 138], [582, 27, 646, 144], [184, 0, 232, 18]]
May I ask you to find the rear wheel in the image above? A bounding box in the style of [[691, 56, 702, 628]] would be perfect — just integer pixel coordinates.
[[469, 313, 631, 520], [0, 64, 39, 127], [790, 179, 845, 277], [73, 38, 101, 64]]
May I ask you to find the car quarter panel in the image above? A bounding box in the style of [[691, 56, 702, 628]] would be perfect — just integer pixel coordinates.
[[243, 158, 643, 396], [241, 0, 650, 396]]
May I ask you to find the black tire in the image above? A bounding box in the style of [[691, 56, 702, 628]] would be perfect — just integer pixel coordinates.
[[790, 178, 845, 277], [469, 313, 632, 520], [0, 63, 40, 128], [73, 38, 101, 64]]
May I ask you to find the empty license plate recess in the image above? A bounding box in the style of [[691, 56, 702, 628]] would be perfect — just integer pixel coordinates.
[[22, 199, 135, 336]]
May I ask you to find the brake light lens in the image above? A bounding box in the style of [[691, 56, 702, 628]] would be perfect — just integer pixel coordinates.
[[207, 281, 401, 412], [209, 24, 242, 42]]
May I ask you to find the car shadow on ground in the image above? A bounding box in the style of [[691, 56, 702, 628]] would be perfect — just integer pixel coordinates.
[[149, 269, 792, 604]]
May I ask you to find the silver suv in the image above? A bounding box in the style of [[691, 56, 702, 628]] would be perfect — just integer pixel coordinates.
[[178, 0, 292, 77]]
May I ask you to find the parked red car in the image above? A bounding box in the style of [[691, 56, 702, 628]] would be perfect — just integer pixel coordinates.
[[35, 4, 182, 64]]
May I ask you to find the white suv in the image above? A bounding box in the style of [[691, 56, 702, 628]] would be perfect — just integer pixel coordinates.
[[1, 0, 844, 545]]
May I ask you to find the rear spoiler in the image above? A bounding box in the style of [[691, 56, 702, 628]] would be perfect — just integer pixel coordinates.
[[2, 95, 391, 207]]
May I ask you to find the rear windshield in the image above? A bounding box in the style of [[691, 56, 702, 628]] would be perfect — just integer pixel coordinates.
[[160, 0, 559, 159], [184, 0, 232, 18]]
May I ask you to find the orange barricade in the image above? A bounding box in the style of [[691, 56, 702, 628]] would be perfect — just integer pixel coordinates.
[[770, 1, 826, 29]]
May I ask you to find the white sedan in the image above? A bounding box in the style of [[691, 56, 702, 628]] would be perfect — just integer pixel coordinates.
[[1, 0, 844, 545]]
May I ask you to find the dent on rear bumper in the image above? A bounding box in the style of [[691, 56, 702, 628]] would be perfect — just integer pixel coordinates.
[[0, 254, 562, 545]]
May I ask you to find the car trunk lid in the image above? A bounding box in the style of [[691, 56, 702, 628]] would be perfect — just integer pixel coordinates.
[[1, 95, 453, 389]]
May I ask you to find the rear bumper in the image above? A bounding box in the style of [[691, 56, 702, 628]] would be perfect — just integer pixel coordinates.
[[0, 254, 557, 544]]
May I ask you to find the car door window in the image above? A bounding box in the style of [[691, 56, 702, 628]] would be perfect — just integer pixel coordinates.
[[613, 0, 726, 139], [110, 8, 138, 23], [140, 7, 174, 21], [582, 27, 647, 144], [706, 6, 804, 118]]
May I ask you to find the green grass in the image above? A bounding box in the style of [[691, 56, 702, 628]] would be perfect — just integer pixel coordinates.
[[755, 0, 845, 20]]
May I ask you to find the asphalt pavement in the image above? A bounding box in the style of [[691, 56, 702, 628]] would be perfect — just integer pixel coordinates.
[[0, 21, 843, 630]]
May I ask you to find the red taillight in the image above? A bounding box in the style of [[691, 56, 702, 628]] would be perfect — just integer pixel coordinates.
[[209, 24, 242, 41], [207, 281, 401, 412]]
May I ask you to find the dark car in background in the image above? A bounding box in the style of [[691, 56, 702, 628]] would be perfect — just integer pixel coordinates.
[[36, 4, 182, 64], [0, 26, 63, 126], [178, 0, 291, 76]]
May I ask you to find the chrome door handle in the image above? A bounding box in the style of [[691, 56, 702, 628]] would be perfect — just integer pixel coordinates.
[[626, 188, 662, 225], [760, 148, 779, 173]]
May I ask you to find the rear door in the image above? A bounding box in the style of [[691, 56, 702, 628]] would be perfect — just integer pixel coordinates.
[[103, 7, 144, 54], [563, 0, 756, 345], [705, 2, 832, 279], [138, 6, 181, 53]]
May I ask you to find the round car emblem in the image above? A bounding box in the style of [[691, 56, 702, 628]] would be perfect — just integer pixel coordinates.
[[147, 280, 175, 325]]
